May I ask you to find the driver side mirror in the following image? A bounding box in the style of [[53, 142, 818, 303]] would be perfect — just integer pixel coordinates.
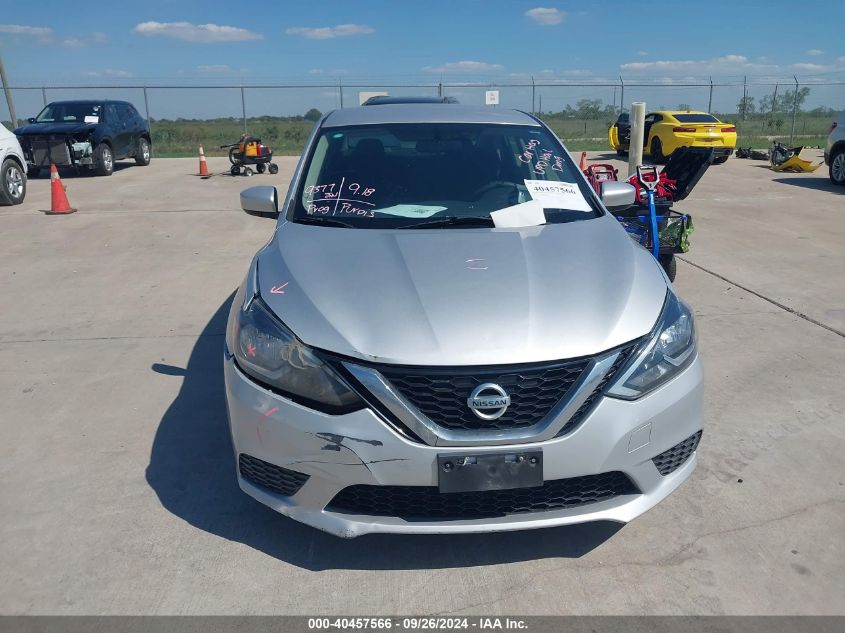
[[27, 117, 36, 124], [599, 181, 636, 212], [240, 186, 279, 218]]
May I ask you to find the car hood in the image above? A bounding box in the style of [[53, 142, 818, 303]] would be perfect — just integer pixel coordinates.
[[14, 122, 96, 136], [256, 214, 667, 366]]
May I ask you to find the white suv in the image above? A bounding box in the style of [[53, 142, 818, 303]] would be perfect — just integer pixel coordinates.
[[825, 110, 845, 186], [1, 123, 26, 205]]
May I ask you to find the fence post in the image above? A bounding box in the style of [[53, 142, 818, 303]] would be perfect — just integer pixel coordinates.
[[770, 83, 779, 135], [338, 78, 344, 108], [742, 75, 747, 121], [0, 55, 16, 127], [790, 75, 799, 145], [142, 86, 151, 134], [708, 76, 713, 112], [531, 76, 535, 115], [42, 87, 47, 108], [240, 86, 247, 133], [619, 76, 624, 112], [438, 82, 443, 98]]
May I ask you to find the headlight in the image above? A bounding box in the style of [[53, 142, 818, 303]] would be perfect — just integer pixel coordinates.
[[607, 292, 696, 399], [232, 295, 362, 413]]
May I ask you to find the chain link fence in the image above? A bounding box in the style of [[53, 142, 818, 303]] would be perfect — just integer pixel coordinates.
[[4, 79, 843, 154]]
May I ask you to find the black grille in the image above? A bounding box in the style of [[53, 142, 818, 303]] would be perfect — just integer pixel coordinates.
[[327, 471, 639, 521], [375, 357, 593, 433], [555, 344, 637, 436], [238, 454, 309, 497], [652, 431, 703, 475]]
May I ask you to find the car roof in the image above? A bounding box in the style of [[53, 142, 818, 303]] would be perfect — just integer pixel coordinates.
[[46, 100, 130, 106], [652, 110, 712, 116], [363, 96, 459, 105], [322, 104, 540, 128]]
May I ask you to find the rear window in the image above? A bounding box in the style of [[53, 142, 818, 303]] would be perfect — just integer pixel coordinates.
[[673, 113, 720, 123], [292, 123, 600, 229]]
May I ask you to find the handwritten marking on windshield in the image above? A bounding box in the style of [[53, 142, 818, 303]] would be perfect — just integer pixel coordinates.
[[516, 140, 565, 175], [270, 282, 289, 294], [465, 258, 488, 270]]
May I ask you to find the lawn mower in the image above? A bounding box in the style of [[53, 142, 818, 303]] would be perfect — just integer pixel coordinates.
[[221, 134, 279, 177], [584, 147, 712, 281]]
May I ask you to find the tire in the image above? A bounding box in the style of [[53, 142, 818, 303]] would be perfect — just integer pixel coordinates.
[[830, 147, 845, 186], [713, 155, 729, 165], [230, 165, 241, 176], [0, 159, 26, 206], [616, 148, 626, 156], [256, 163, 266, 174], [268, 163, 279, 175], [228, 147, 240, 165], [93, 143, 114, 176], [135, 137, 151, 166], [650, 137, 665, 164], [243, 167, 254, 177], [659, 254, 677, 282]]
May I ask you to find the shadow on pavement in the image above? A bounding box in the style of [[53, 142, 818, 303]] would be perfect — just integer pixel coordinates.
[[146, 294, 623, 571], [772, 176, 843, 194]]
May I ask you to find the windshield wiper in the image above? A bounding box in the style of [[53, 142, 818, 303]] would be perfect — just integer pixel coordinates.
[[400, 216, 495, 230], [292, 216, 354, 228]]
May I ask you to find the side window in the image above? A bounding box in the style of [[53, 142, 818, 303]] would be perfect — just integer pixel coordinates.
[[105, 104, 120, 124], [116, 104, 132, 122], [653, 114, 663, 123], [644, 114, 655, 125]]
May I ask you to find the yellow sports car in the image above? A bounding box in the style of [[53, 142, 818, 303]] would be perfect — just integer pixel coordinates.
[[609, 110, 737, 164]]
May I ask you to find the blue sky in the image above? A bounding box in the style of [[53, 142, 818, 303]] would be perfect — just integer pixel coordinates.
[[2, 0, 844, 119]]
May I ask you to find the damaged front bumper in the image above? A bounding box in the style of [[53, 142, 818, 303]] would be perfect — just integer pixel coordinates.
[[224, 350, 704, 538], [19, 136, 94, 169]]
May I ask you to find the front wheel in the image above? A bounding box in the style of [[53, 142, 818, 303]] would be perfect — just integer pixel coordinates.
[[0, 159, 26, 205], [659, 254, 677, 282], [713, 155, 729, 165], [93, 143, 114, 176], [135, 137, 151, 166], [650, 137, 665, 164], [829, 148, 845, 186], [268, 163, 279, 174]]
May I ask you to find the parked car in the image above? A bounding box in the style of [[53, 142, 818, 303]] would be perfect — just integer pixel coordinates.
[[0, 123, 26, 205], [227, 104, 703, 538], [14, 100, 151, 177], [610, 110, 736, 164], [824, 110, 845, 186]]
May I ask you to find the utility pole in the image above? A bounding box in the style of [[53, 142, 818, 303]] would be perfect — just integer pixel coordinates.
[[0, 54, 17, 128]]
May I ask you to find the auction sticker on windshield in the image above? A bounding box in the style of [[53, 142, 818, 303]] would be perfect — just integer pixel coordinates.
[[524, 179, 591, 212]]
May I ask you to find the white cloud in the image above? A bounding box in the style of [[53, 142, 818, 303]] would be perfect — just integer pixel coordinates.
[[92, 32, 108, 43], [806, 49, 823, 56], [790, 62, 825, 71], [637, 50, 648, 56], [84, 69, 134, 78], [525, 8, 565, 25], [423, 60, 504, 74], [285, 24, 374, 39], [197, 64, 231, 73], [133, 21, 262, 43], [62, 38, 85, 48], [0, 23, 52, 37]]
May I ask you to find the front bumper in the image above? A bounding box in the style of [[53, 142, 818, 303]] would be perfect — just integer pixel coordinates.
[[224, 353, 704, 538]]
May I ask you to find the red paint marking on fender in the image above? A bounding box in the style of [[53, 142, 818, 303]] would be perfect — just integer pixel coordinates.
[[270, 282, 289, 294], [264, 407, 279, 417], [247, 342, 257, 357]]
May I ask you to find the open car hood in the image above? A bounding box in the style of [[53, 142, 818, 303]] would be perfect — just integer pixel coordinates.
[[14, 122, 97, 136]]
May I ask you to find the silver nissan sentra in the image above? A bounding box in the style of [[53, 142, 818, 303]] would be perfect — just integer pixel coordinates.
[[224, 104, 703, 538]]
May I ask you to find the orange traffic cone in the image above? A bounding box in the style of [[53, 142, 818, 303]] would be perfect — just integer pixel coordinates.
[[579, 151, 588, 172], [45, 164, 76, 215], [198, 145, 210, 177]]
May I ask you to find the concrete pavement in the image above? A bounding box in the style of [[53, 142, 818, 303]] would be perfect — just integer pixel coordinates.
[[0, 154, 842, 614]]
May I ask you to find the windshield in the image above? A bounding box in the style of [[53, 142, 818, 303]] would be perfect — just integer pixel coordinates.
[[35, 103, 102, 124], [292, 123, 600, 229], [673, 113, 720, 123]]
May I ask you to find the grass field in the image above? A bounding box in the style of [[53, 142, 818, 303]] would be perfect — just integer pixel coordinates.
[[149, 113, 834, 157]]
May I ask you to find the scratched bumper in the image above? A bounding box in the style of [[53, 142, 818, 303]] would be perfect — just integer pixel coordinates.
[[224, 354, 703, 538]]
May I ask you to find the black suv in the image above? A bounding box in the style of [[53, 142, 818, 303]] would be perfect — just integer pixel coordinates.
[[14, 100, 151, 177]]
